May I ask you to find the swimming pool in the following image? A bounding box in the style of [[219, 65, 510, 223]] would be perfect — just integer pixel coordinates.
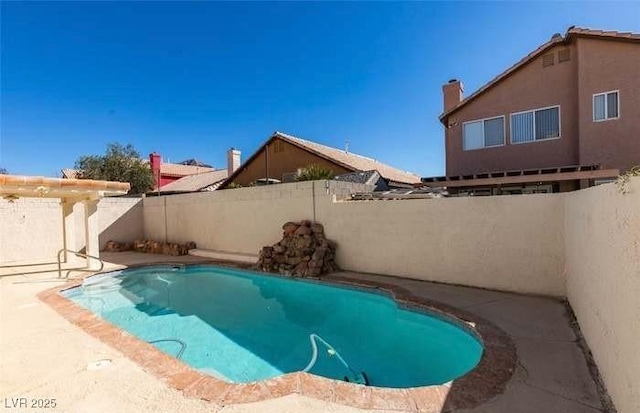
[[63, 265, 483, 388]]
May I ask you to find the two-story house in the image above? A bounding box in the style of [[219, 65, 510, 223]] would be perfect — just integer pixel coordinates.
[[424, 27, 639, 195]]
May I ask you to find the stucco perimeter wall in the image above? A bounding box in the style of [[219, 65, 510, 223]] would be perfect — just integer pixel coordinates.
[[316, 193, 566, 296], [143, 181, 369, 255], [143, 183, 314, 254], [143, 182, 565, 295], [97, 198, 144, 249], [565, 177, 640, 413], [0, 198, 65, 265], [0, 197, 143, 265]]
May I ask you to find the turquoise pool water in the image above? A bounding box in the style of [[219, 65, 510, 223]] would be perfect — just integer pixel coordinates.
[[63, 265, 483, 388]]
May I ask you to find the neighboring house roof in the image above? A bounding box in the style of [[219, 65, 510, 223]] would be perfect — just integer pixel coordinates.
[[334, 170, 382, 186], [159, 163, 215, 177], [335, 170, 389, 192], [439, 26, 640, 124], [61, 168, 80, 179], [268, 132, 421, 185], [63, 162, 215, 180], [157, 169, 229, 193], [221, 131, 420, 188], [565, 26, 640, 42], [179, 158, 213, 168]]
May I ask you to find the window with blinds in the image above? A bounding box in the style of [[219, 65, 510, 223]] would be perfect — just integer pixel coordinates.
[[593, 91, 619, 121], [462, 116, 505, 150], [510, 106, 560, 144]]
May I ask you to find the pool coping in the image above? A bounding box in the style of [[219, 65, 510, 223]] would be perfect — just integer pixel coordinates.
[[37, 262, 516, 413]]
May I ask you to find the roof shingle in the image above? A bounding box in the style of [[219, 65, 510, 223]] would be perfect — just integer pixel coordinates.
[[275, 132, 421, 185], [159, 163, 215, 177], [61, 168, 80, 179], [158, 169, 228, 193]]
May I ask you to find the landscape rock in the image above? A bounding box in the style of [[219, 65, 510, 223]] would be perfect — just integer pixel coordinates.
[[102, 239, 196, 256], [103, 240, 132, 252], [282, 222, 299, 235], [293, 225, 311, 236], [257, 221, 338, 278]]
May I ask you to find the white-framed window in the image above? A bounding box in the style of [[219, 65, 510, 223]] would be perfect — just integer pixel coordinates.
[[462, 116, 505, 150], [593, 90, 619, 121], [510, 105, 561, 144]]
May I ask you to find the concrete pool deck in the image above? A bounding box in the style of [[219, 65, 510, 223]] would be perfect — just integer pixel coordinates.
[[1, 252, 608, 413]]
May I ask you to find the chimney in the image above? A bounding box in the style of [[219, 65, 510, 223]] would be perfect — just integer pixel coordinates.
[[443, 79, 464, 112], [149, 152, 162, 189], [227, 148, 241, 176]]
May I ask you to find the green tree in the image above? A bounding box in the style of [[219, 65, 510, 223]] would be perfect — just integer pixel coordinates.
[[295, 164, 335, 181], [0, 167, 7, 174], [75, 143, 154, 194]]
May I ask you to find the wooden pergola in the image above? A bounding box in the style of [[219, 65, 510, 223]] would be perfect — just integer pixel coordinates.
[[0, 175, 130, 269], [420, 165, 620, 189]]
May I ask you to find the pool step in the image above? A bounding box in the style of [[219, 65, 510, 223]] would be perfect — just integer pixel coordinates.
[[136, 301, 175, 316], [120, 283, 162, 305]]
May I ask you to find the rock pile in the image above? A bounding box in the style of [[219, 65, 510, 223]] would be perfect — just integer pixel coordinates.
[[103, 239, 196, 256], [103, 240, 132, 252], [257, 221, 337, 277]]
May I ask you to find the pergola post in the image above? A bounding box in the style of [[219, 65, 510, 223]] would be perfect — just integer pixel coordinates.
[[83, 198, 101, 269], [61, 199, 80, 265]]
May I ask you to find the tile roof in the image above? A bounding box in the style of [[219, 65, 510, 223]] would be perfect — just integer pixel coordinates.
[[566, 26, 640, 41], [61, 168, 80, 179], [157, 169, 229, 193], [334, 170, 381, 186], [63, 162, 215, 179], [159, 163, 215, 177], [275, 132, 421, 185], [440, 26, 640, 123], [178, 158, 213, 167]]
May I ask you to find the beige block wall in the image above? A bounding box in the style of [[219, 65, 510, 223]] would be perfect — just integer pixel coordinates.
[[142, 181, 368, 255], [144, 181, 566, 296], [0, 198, 65, 265], [143, 182, 317, 254], [0, 197, 143, 265], [97, 198, 144, 249], [316, 193, 566, 296], [565, 177, 640, 413]]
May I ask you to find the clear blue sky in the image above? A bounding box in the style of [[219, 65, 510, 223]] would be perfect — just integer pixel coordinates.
[[2, 2, 639, 177]]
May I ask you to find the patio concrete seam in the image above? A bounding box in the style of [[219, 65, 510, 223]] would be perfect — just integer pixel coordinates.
[[514, 336, 578, 343], [459, 296, 517, 310], [517, 378, 606, 411]]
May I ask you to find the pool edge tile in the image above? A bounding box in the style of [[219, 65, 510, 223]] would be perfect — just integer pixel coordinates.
[[183, 376, 230, 404]]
